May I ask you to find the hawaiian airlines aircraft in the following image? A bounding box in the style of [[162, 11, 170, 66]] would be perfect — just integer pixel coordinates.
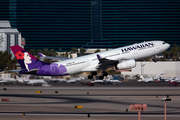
[[10, 41, 170, 78]]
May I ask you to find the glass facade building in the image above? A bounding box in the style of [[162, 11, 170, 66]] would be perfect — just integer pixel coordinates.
[[102, 0, 180, 47], [0, 0, 180, 51], [9, 0, 92, 51]]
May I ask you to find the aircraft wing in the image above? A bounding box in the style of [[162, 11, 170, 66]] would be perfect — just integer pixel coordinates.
[[96, 54, 120, 70], [81, 54, 127, 72], [38, 53, 70, 61]]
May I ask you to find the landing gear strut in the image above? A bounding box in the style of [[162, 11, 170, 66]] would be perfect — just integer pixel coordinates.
[[88, 72, 97, 79], [88, 71, 108, 80], [97, 72, 108, 80]]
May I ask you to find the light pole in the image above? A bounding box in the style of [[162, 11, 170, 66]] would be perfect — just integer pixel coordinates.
[[161, 98, 171, 120]]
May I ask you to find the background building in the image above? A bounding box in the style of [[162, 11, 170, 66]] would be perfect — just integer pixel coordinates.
[[0, 0, 180, 51], [0, 21, 24, 56], [121, 62, 180, 78]]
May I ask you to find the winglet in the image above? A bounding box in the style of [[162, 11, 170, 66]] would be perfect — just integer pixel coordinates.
[[97, 54, 101, 59]]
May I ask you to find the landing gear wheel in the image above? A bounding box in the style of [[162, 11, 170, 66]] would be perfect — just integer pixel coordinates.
[[91, 72, 97, 76], [98, 75, 104, 80], [88, 75, 93, 79], [102, 72, 108, 76]]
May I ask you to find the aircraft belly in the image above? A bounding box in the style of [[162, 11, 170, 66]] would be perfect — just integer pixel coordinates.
[[66, 64, 87, 74]]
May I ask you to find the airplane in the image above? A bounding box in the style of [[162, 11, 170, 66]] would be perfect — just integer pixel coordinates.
[[165, 77, 180, 83], [66, 76, 86, 83], [10, 41, 170, 78], [103, 75, 122, 84], [138, 73, 164, 83], [15, 74, 48, 85], [108, 80, 122, 85], [169, 80, 178, 86], [0, 77, 16, 85]]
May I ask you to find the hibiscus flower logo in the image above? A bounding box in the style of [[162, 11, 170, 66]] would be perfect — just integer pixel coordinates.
[[15, 51, 24, 60]]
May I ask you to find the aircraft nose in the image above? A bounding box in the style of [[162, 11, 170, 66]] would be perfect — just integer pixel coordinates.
[[166, 43, 170, 49]]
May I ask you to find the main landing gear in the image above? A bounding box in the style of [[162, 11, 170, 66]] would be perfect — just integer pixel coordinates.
[[88, 71, 108, 80], [88, 72, 97, 79]]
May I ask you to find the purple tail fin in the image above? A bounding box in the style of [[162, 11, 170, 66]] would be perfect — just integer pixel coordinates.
[[10, 45, 44, 73], [11, 45, 68, 76]]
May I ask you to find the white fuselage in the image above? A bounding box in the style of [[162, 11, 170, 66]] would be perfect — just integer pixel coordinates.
[[54, 41, 170, 75]]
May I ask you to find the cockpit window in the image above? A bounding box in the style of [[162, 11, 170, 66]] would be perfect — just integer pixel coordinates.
[[162, 42, 165, 44]]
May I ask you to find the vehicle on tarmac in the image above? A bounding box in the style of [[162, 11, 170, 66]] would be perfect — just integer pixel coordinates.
[[169, 80, 178, 86], [81, 82, 94, 86]]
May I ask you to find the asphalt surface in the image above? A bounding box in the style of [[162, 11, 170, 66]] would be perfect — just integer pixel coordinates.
[[0, 80, 179, 120], [0, 79, 177, 87]]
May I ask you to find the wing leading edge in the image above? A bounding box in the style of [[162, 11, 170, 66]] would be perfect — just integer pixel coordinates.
[[96, 54, 119, 70]]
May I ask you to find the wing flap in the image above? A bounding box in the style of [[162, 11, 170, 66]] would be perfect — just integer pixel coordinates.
[[96, 54, 119, 70]]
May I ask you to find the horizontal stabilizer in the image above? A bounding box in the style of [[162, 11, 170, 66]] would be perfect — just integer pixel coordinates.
[[8, 69, 21, 72], [38, 53, 70, 61]]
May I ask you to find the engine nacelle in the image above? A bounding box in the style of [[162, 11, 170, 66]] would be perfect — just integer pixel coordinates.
[[116, 59, 136, 70]]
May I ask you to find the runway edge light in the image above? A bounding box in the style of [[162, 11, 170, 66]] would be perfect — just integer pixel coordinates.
[[36, 91, 42, 93], [75, 106, 83, 109]]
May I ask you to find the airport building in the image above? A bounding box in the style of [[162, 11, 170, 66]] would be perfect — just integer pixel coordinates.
[[0, 21, 24, 56], [121, 62, 180, 78], [0, 0, 180, 51]]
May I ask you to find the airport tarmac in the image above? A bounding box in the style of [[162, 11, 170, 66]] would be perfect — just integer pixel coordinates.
[[0, 81, 180, 120]]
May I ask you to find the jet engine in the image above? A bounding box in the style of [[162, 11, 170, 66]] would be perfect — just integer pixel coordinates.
[[116, 59, 136, 70]]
